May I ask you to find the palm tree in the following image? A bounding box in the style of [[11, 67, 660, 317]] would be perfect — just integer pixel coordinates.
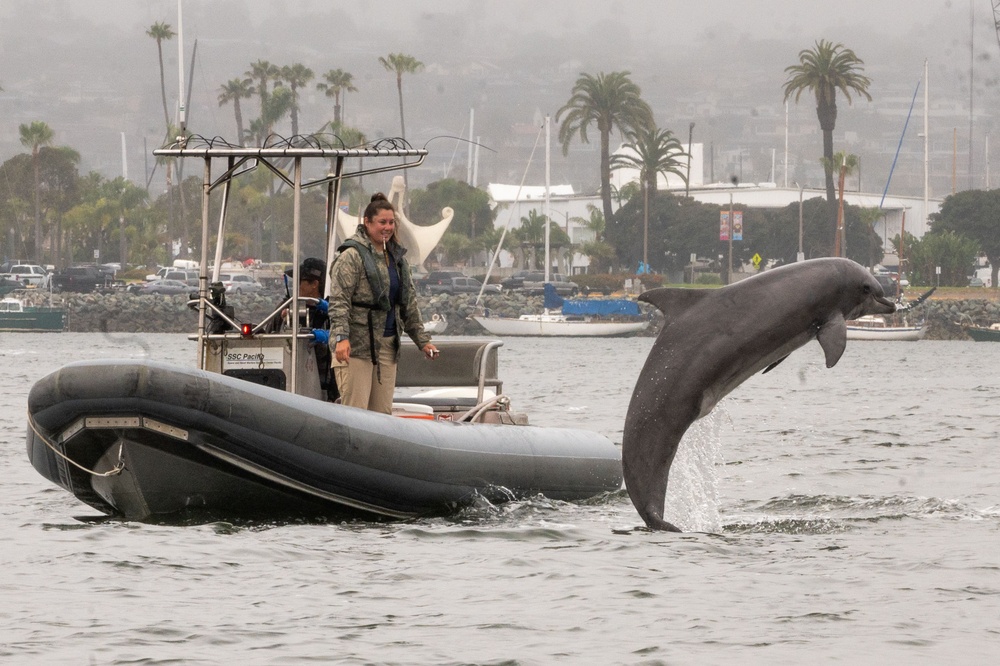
[[556, 71, 654, 230], [218, 78, 255, 145], [378, 53, 424, 141], [19, 121, 54, 262], [316, 68, 357, 125], [610, 126, 689, 269], [378, 53, 424, 199], [822, 151, 860, 257], [246, 60, 280, 139], [146, 22, 175, 131], [783, 40, 872, 217], [280, 63, 315, 136]]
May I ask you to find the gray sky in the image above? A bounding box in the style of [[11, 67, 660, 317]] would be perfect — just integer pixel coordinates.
[[0, 0, 995, 195]]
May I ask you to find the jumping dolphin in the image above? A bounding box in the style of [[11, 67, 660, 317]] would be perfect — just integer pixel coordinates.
[[623, 258, 896, 531]]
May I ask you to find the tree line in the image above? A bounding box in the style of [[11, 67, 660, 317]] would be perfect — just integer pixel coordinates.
[[1, 29, 992, 286]]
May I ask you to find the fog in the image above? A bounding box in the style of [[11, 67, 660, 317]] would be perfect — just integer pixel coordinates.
[[1, 0, 996, 197]]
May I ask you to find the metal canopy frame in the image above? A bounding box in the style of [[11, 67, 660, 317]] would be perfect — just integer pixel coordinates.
[[153, 136, 427, 393]]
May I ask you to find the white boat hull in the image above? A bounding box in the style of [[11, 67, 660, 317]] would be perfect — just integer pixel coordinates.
[[846, 325, 926, 341], [472, 314, 649, 337]]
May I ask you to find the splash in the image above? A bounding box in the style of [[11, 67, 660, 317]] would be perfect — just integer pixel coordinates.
[[664, 407, 727, 533]]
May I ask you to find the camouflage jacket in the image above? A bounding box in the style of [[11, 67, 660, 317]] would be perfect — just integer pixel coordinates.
[[328, 228, 429, 361]]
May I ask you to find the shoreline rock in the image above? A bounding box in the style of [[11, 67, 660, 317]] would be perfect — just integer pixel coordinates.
[[11, 288, 1000, 340]]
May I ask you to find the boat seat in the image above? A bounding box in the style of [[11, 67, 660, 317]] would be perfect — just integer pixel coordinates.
[[395, 338, 502, 396], [395, 396, 481, 412]]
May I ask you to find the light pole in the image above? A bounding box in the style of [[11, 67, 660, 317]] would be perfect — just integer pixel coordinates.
[[685, 122, 695, 197], [727, 190, 734, 284], [727, 176, 738, 284], [795, 181, 804, 262]]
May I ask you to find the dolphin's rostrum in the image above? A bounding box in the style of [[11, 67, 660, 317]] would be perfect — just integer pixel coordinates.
[[622, 258, 896, 531]]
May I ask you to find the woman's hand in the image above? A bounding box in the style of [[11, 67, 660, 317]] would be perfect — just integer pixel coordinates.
[[335, 339, 351, 363]]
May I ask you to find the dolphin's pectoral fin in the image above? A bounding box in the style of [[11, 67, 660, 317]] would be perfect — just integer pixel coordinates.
[[817, 313, 848, 368], [762, 355, 789, 374]]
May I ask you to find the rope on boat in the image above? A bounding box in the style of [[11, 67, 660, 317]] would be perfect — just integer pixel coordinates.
[[26, 415, 125, 477], [457, 394, 509, 424]]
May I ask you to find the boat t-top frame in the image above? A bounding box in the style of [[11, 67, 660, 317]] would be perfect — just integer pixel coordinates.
[[153, 134, 427, 396]]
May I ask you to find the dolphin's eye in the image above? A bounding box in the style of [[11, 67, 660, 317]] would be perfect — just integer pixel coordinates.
[[863, 285, 872, 294]]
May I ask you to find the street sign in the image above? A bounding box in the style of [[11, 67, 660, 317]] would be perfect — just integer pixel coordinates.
[[752, 253, 762, 269]]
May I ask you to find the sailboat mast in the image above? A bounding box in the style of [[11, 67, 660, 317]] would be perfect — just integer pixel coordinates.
[[924, 59, 929, 229], [544, 115, 551, 283]]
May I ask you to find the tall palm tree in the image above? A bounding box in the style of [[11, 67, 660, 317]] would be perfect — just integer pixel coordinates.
[[316, 68, 357, 125], [378, 53, 424, 142], [378, 53, 424, 200], [19, 121, 54, 263], [280, 63, 315, 136], [146, 21, 175, 131], [610, 126, 689, 269], [218, 78, 255, 145], [556, 71, 654, 230], [783, 40, 872, 212], [246, 60, 280, 139]]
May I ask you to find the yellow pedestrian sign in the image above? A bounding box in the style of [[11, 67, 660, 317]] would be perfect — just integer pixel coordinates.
[[752, 253, 762, 270]]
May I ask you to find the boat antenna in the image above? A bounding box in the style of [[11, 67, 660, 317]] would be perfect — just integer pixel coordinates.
[[475, 122, 545, 306]]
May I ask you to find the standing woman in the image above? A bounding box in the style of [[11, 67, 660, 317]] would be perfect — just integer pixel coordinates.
[[328, 192, 438, 413]]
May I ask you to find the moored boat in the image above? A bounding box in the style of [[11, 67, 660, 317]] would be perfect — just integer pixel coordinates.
[[846, 314, 926, 341], [0, 297, 65, 332], [422, 312, 448, 334], [962, 322, 1000, 341], [472, 284, 650, 337]]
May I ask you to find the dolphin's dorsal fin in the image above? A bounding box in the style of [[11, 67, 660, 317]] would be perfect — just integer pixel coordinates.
[[638, 288, 711, 315], [817, 313, 848, 368]]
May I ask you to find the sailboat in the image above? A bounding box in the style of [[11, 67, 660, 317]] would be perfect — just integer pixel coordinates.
[[473, 284, 649, 337], [472, 116, 650, 337]]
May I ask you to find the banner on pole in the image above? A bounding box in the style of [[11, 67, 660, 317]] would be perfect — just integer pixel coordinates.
[[719, 211, 730, 241], [733, 211, 743, 241]]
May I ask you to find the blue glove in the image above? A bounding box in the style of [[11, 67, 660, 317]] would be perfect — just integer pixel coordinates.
[[312, 329, 330, 345], [315, 299, 329, 314]]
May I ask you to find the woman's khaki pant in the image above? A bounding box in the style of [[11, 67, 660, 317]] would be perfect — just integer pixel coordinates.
[[332, 339, 397, 414]]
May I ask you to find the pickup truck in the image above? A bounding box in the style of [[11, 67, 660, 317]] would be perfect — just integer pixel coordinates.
[[501, 271, 579, 296], [51, 265, 123, 293]]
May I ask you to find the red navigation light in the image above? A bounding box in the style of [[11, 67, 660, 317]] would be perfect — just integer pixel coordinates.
[[240, 323, 253, 337]]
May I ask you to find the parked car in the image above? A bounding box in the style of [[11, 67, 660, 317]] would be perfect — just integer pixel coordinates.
[[139, 279, 192, 295], [0, 263, 50, 289], [51, 265, 122, 293], [416, 270, 467, 295], [968, 276, 986, 287], [219, 273, 263, 294], [427, 276, 502, 295], [502, 270, 579, 296], [163, 270, 199, 287]]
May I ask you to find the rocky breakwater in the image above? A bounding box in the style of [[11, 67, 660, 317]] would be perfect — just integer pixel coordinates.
[[14, 289, 551, 336], [18, 288, 998, 341], [921, 298, 1000, 340]]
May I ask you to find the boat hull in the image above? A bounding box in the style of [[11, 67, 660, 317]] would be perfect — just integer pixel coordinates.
[[26, 360, 623, 521], [965, 326, 1000, 342], [0, 309, 64, 332], [845, 325, 926, 341], [472, 315, 649, 337]]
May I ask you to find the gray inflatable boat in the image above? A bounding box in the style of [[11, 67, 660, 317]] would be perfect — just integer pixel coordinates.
[[26, 355, 622, 522]]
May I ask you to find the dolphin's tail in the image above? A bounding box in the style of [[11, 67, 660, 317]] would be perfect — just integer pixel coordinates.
[[622, 427, 684, 532]]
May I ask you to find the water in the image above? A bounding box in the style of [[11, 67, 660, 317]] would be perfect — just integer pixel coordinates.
[[2, 333, 999, 664]]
